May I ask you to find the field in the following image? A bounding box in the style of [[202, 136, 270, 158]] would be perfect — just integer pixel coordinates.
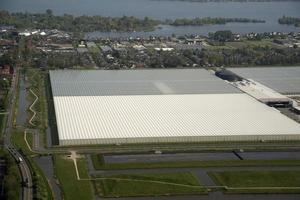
[[0, 114, 5, 134], [11, 129, 34, 156], [91, 154, 300, 170], [209, 171, 300, 193], [76, 156, 91, 179], [207, 39, 283, 50], [26, 69, 48, 130], [53, 155, 94, 200], [93, 172, 208, 197], [11, 129, 53, 199], [226, 39, 281, 49]]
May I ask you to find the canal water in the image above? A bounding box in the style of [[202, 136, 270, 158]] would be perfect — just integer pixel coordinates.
[[33, 156, 62, 200], [16, 75, 28, 126]]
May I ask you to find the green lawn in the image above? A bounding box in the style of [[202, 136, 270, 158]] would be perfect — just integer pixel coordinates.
[[88, 46, 100, 54], [11, 129, 52, 199], [0, 149, 21, 200], [11, 129, 34, 156], [209, 171, 300, 193], [206, 44, 233, 50], [91, 154, 300, 170], [26, 69, 48, 130], [53, 155, 94, 200], [77, 156, 90, 179], [94, 172, 208, 197], [0, 114, 5, 134], [226, 39, 282, 49]]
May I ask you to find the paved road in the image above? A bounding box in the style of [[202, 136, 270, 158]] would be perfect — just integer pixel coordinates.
[[3, 67, 33, 200]]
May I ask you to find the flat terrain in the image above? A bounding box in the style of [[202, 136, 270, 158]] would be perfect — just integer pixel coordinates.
[[210, 171, 300, 193], [91, 154, 300, 170], [0, 114, 5, 133], [53, 155, 93, 200], [104, 152, 238, 163], [94, 172, 208, 197], [210, 171, 300, 187], [226, 39, 282, 49], [103, 151, 300, 164]]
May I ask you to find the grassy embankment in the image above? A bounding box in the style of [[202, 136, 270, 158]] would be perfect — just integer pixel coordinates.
[[0, 149, 21, 200], [11, 129, 53, 199], [209, 171, 300, 193], [94, 172, 208, 197], [207, 39, 283, 50], [54, 154, 208, 198], [0, 114, 5, 135], [26, 69, 48, 128], [53, 154, 94, 200], [25, 69, 48, 147], [91, 154, 300, 170]]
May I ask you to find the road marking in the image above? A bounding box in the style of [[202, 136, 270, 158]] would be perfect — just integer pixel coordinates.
[[70, 151, 81, 180]]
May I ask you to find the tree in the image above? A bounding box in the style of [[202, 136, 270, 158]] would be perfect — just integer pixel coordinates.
[[211, 30, 233, 42], [46, 9, 53, 16]]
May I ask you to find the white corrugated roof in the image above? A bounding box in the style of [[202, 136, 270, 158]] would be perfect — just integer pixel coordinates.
[[229, 67, 300, 94], [53, 93, 300, 141], [233, 79, 290, 101], [49, 69, 240, 96]]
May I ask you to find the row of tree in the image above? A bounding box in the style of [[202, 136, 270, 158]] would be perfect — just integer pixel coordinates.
[[278, 15, 300, 27], [0, 10, 267, 33], [0, 10, 160, 32], [169, 17, 265, 26], [0, 150, 21, 200], [182, 46, 300, 67]]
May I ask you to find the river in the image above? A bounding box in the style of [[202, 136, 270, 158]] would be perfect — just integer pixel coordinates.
[[1, 0, 300, 37]]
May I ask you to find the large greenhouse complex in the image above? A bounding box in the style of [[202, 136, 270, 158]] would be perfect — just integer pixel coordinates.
[[49, 69, 300, 146]]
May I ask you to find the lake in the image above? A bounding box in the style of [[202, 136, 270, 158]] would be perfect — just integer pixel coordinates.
[[1, 0, 300, 37]]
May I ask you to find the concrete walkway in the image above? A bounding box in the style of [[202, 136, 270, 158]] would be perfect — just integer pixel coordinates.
[[28, 88, 38, 126]]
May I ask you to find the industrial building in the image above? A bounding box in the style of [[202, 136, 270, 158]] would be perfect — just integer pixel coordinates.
[[228, 67, 300, 94], [49, 69, 300, 146]]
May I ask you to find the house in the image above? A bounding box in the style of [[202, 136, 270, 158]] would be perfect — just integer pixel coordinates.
[[100, 45, 112, 53], [133, 45, 146, 51], [86, 42, 97, 48], [0, 65, 13, 75]]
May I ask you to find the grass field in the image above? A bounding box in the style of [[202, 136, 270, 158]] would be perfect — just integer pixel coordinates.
[[94, 172, 208, 197], [11, 129, 34, 156], [26, 69, 48, 130], [88, 46, 100, 54], [0, 114, 5, 134], [226, 39, 281, 49], [11, 129, 53, 199], [29, 156, 53, 200], [0, 149, 21, 200], [76, 156, 90, 179], [91, 154, 300, 170], [53, 155, 94, 200], [209, 171, 300, 193]]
